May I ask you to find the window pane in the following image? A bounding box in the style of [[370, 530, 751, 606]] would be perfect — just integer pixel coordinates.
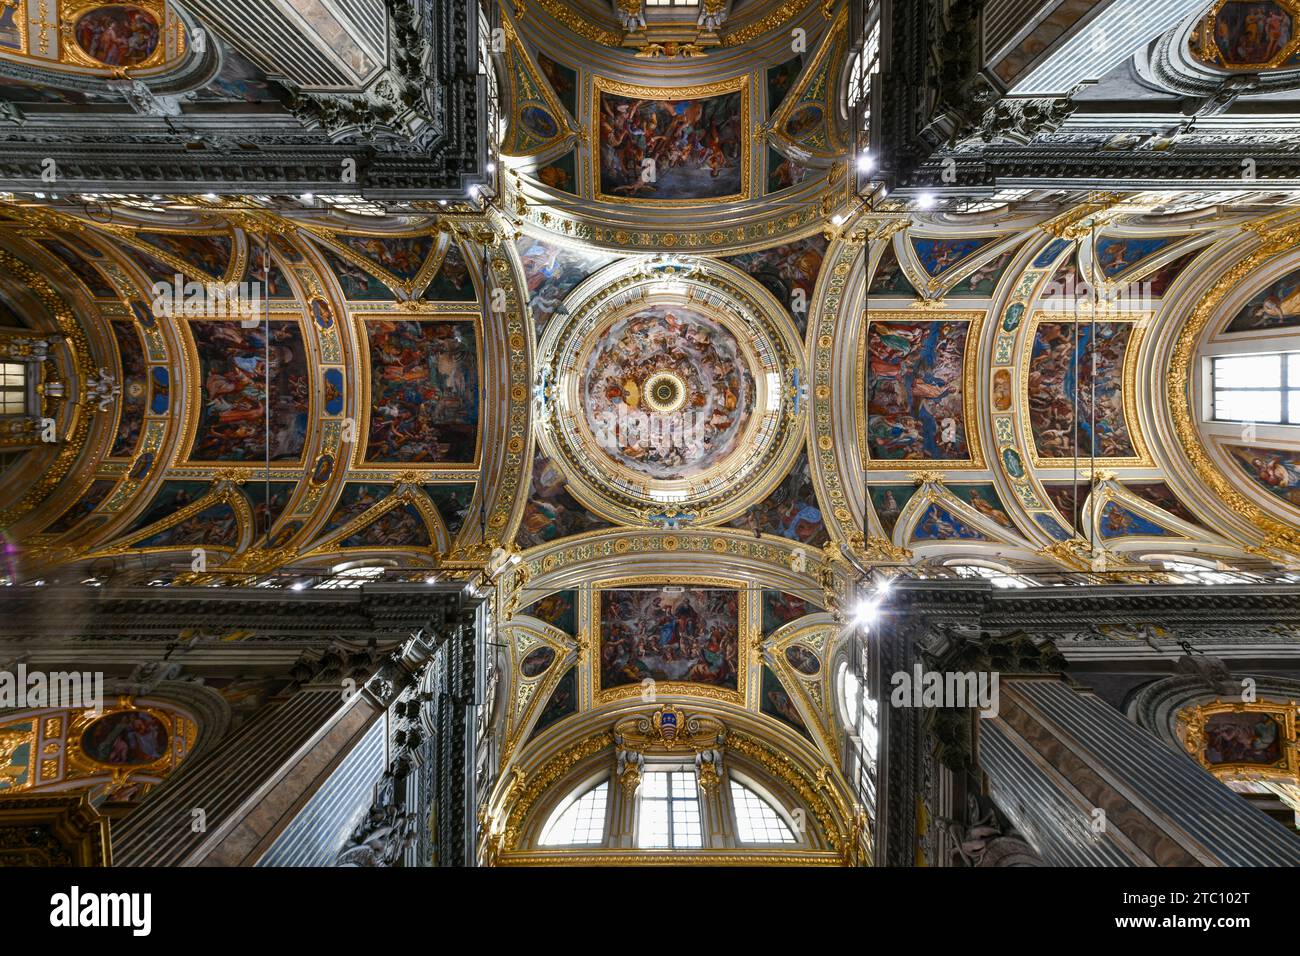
[[731, 781, 796, 843], [1290, 353, 1300, 383], [1214, 354, 1280, 389], [642, 771, 669, 798], [1290, 391, 1300, 424], [670, 772, 695, 797], [1214, 389, 1282, 423], [637, 799, 670, 848], [540, 781, 609, 846]]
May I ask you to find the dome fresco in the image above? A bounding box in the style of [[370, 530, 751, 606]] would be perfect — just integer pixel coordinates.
[[579, 305, 754, 481]]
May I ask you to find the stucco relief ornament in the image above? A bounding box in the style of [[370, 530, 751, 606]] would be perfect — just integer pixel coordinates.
[[84, 368, 121, 413]]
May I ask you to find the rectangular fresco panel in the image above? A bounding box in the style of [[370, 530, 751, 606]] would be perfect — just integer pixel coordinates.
[[597, 86, 744, 201], [191, 321, 308, 462], [1204, 711, 1284, 765], [0, 3, 21, 50], [363, 319, 479, 464], [1029, 321, 1135, 459], [867, 320, 971, 461], [599, 587, 739, 691]]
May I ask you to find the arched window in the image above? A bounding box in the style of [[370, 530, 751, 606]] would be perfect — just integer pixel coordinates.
[[1156, 557, 1261, 585], [315, 563, 388, 589], [949, 562, 1032, 589], [539, 779, 609, 846], [730, 779, 796, 844]]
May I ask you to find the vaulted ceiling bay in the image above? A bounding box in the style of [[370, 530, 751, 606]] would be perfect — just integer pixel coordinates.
[[0, 0, 1298, 872]]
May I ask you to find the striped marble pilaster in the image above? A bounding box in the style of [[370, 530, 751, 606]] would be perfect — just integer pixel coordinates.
[[255, 715, 387, 867], [113, 689, 380, 866], [979, 677, 1300, 867]]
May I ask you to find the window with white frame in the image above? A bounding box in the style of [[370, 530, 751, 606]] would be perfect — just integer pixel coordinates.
[[950, 563, 1031, 589], [838, 656, 879, 821], [315, 564, 387, 589], [1159, 559, 1261, 585], [1211, 352, 1300, 425], [846, 20, 881, 151], [730, 780, 795, 843], [0, 363, 27, 416], [540, 780, 609, 846], [636, 769, 703, 848]]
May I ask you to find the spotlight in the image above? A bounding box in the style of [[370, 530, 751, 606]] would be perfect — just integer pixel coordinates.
[[831, 213, 845, 226], [916, 193, 935, 210], [300, 192, 314, 203], [290, 581, 307, 591], [856, 153, 875, 173], [486, 161, 497, 174], [851, 599, 879, 628]]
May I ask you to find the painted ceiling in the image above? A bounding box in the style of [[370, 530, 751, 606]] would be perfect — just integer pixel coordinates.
[[3, 0, 1300, 786]]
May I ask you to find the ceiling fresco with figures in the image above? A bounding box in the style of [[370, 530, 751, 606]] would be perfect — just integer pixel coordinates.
[[5, 0, 1300, 832]]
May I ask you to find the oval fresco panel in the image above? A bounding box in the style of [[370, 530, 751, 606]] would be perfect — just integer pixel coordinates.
[[521, 646, 556, 678], [80, 710, 169, 766], [75, 6, 161, 67], [784, 644, 820, 676]]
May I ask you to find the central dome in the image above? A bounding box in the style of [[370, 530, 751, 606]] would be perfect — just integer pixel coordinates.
[[580, 306, 755, 481], [534, 257, 804, 525]]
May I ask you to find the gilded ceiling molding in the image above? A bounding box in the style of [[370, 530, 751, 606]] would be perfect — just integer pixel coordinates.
[[721, 0, 823, 47], [724, 727, 865, 864], [764, 5, 847, 163], [0, 250, 94, 530], [807, 234, 866, 549], [75, 478, 254, 565], [1166, 218, 1300, 554], [986, 235, 1090, 555], [485, 699, 863, 865], [502, 527, 851, 619], [499, 12, 581, 159], [499, 620, 577, 768], [764, 616, 840, 763], [488, 729, 615, 856], [447, 214, 533, 567]]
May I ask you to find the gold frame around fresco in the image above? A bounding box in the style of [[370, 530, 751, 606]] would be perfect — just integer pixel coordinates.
[[352, 312, 485, 471], [68, 700, 194, 779], [1178, 699, 1299, 782], [1018, 310, 1154, 470], [862, 310, 987, 471], [1189, 0, 1300, 73], [57, 0, 177, 73], [589, 75, 751, 207], [589, 575, 750, 708]]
